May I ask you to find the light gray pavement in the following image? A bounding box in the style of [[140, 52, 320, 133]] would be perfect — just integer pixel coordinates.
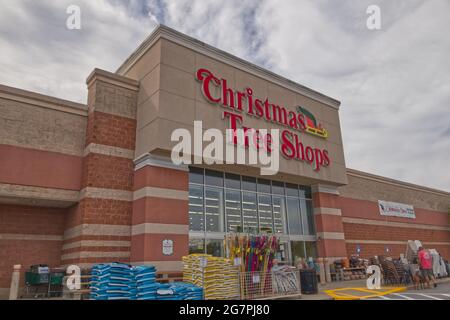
[[368, 281, 450, 300], [298, 277, 450, 300]]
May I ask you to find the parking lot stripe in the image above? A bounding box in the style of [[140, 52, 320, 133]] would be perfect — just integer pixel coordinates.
[[392, 293, 414, 300], [419, 294, 443, 300]]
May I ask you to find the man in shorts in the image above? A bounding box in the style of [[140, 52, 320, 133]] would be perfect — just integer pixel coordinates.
[[418, 246, 437, 288]]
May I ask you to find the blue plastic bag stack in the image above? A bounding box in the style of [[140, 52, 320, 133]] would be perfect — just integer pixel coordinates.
[[90, 263, 136, 300], [182, 283, 203, 300], [90, 263, 203, 300], [134, 265, 160, 300], [156, 282, 203, 300]]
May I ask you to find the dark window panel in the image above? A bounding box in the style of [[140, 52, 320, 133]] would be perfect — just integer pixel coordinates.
[[242, 176, 257, 192], [286, 183, 299, 197], [205, 170, 223, 187], [271, 181, 285, 195], [225, 173, 241, 189], [257, 178, 271, 194], [189, 167, 204, 184]]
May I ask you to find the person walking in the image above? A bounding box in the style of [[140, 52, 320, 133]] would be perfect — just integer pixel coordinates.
[[418, 246, 437, 288]]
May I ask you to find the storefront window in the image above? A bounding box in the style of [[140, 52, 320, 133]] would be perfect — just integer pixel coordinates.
[[272, 196, 286, 234], [225, 190, 242, 232], [205, 187, 224, 232], [305, 200, 315, 235], [205, 169, 223, 187], [189, 238, 205, 254], [189, 184, 204, 231], [258, 194, 273, 233], [188, 168, 316, 264], [271, 181, 285, 195], [286, 183, 299, 197], [276, 242, 289, 263], [242, 192, 258, 233], [286, 197, 302, 235], [206, 239, 224, 257], [242, 176, 257, 192], [257, 179, 271, 194], [290, 241, 306, 264], [305, 241, 317, 259], [299, 200, 310, 235], [299, 186, 311, 199], [225, 173, 240, 189], [189, 167, 204, 184]]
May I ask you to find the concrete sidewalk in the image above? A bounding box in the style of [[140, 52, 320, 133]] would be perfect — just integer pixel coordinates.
[[300, 279, 367, 300]]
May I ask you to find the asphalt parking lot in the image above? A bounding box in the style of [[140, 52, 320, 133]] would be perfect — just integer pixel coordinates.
[[368, 281, 450, 300]]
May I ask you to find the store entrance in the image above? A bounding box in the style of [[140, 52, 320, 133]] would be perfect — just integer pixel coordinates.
[[188, 236, 317, 266], [188, 167, 318, 266]]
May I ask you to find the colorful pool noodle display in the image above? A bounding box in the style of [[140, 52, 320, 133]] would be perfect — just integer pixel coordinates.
[[182, 254, 240, 300], [224, 234, 280, 298]]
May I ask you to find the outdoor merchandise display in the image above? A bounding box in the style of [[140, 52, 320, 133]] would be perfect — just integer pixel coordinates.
[[271, 265, 300, 294], [182, 254, 240, 300], [224, 234, 280, 299], [156, 282, 203, 300], [134, 265, 159, 300], [429, 249, 448, 278], [90, 263, 136, 300], [90, 263, 202, 300], [224, 234, 280, 273]]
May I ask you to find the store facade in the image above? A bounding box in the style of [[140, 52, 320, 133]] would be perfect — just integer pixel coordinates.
[[0, 25, 449, 297]]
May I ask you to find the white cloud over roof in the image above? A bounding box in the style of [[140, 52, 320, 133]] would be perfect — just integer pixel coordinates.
[[0, 0, 449, 191]]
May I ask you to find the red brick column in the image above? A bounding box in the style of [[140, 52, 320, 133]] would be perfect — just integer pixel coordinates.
[[62, 69, 139, 267], [130, 155, 189, 271], [312, 184, 347, 261]]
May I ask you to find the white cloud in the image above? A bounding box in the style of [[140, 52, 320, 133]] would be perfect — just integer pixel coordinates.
[[0, 0, 157, 102], [0, 0, 448, 191], [251, 0, 450, 191]]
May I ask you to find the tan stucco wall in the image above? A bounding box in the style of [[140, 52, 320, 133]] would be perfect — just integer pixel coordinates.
[[339, 170, 450, 212], [126, 38, 347, 186], [0, 93, 87, 156]]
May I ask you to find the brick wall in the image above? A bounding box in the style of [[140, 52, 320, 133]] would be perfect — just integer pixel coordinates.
[[131, 162, 189, 271], [0, 204, 65, 296], [343, 223, 449, 243], [61, 69, 139, 267], [81, 154, 134, 190], [85, 111, 136, 150], [339, 171, 450, 261]]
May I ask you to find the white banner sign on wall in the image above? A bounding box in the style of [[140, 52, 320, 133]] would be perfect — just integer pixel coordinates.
[[378, 200, 416, 219]]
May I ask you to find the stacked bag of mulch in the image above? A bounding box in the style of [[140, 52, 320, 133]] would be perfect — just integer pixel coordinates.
[[156, 282, 203, 300], [90, 263, 136, 300], [90, 263, 203, 300], [182, 254, 239, 300], [134, 265, 160, 300]]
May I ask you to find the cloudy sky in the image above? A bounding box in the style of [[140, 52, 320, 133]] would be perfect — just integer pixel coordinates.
[[0, 0, 449, 191]]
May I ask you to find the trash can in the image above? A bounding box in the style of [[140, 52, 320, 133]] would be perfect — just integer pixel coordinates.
[[299, 269, 318, 294]]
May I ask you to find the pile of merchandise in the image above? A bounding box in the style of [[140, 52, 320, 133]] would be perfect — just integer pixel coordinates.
[[331, 258, 367, 281], [90, 263, 202, 300], [349, 255, 369, 268], [156, 282, 203, 300], [134, 265, 159, 300], [90, 263, 136, 300], [182, 254, 240, 300], [271, 265, 300, 294]]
